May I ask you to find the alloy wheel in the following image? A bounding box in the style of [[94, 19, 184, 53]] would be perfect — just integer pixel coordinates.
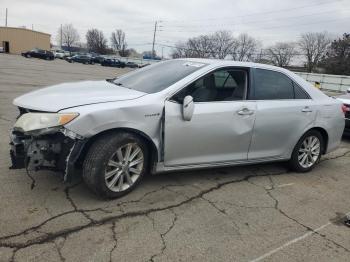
[[104, 143, 144, 192], [298, 136, 321, 168]]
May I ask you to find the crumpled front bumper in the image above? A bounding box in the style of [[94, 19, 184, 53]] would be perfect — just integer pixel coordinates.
[[9, 129, 87, 181], [9, 132, 27, 169]]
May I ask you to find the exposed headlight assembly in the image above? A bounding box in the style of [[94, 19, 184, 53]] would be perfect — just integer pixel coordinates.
[[14, 113, 79, 133]]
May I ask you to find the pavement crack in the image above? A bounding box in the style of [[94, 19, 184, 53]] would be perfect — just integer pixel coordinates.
[[149, 209, 178, 262], [0, 116, 11, 122], [320, 150, 350, 162], [54, 237, 66, 262], [201, 196, 228, 216], [248, 169, 350, 254], [109, 223, 118, 262], [64, 181, 94, 223], [1, 154, 348, 251]]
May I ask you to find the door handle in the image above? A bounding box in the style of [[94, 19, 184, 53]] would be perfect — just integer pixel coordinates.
[[237, 108, 254, 116], [302, 106, 313, 113]]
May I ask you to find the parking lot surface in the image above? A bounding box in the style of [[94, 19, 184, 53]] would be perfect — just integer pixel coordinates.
[[0, 54, 349, 262]]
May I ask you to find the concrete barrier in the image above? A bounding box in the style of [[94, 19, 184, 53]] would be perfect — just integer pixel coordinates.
[[295, 72, 350, 92]]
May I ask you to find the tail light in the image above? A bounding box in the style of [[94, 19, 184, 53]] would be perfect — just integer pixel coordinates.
[[342, 104, 350, 114]]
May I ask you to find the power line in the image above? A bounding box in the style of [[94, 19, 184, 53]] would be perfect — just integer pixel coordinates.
[[154, 42, 319, 57], [161, 8, 350, 29], [160, 16, 350, 33], [162, 0, 344, 23]]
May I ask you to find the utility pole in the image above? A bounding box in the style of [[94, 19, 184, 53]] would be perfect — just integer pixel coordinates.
[[5, 8, 8, 27], [151, 21, 157, 59], [60, 24, 63, 49], [31, 24, 33, 30]]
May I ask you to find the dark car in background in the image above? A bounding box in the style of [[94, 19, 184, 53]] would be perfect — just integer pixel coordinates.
[[66, 55, 93, 64], [21, 49, 54, 60], [125, 61, 139, 68], [91, 55, 105, 64], [101, 58, 125, 68]]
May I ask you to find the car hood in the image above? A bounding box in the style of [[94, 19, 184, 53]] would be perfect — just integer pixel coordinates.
[[13, 80, 146, 112]]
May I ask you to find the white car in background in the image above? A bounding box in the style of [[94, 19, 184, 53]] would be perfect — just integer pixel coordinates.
[[53, 50, 68, 59]]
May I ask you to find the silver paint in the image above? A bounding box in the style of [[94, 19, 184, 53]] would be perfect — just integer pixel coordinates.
[[13, 59, 345, 174]]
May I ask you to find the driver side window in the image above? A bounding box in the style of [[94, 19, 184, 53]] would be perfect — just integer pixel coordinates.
[[172, 68, 247, 103]]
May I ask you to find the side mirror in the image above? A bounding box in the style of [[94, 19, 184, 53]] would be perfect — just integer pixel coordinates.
[[183, 95, 194, 121]]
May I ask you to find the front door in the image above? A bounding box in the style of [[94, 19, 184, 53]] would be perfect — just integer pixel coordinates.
[[164, 68, 256, 167]]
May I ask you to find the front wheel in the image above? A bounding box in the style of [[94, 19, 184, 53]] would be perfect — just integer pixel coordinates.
[[83, 132, 149, 198], [288, 130, 324, 172]]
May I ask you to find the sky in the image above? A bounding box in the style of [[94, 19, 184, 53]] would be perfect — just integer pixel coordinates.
[[1, 0, 350, 57]]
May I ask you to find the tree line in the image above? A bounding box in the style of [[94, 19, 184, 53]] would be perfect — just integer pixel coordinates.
[[56, 24, 134, 57], [171, 30, 338, 73], [56, 24, 350, 75]]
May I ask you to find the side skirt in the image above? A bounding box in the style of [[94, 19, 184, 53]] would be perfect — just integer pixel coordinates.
[[154, 156, 289, 174]]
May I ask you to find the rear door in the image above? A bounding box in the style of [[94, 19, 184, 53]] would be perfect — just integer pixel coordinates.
[[164, 67, 256, 166], [248, 68, 317, 160]]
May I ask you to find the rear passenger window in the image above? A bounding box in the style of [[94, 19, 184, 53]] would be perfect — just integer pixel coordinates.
[[293, 82, 310, 99], [253, 69, 294, 100]]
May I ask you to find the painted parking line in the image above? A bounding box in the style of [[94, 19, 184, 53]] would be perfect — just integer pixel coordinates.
[[250, 211, 350, 262]]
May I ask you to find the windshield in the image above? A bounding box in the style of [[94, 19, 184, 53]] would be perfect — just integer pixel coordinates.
[[113, 60, 207, 93]]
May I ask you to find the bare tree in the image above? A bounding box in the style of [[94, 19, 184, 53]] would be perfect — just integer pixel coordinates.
[[171, 42, 194, 58], [86, 29, 108, 54], [111, 29, 128, 56], [188, 35, 215, 58], [211, 31, 235, 59], [56, 24, 80, 54], [267, 42, 296, 67], [170, 31, 259, 61], [298, 32, 332, 72], [233, 33, 259, 61]]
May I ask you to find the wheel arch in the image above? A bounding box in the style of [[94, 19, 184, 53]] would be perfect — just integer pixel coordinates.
[[76, 127, 159, 171], [305, 126, 329, 154]]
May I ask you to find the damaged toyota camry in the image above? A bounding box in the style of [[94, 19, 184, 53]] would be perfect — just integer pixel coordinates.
[[10, 59, 345, 198]]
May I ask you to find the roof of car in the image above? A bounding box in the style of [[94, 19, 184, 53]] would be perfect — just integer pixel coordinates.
[[177, 58, 290, 72]]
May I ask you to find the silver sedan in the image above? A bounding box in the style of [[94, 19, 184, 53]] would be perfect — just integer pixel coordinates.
[[10, 59, 345, 198]]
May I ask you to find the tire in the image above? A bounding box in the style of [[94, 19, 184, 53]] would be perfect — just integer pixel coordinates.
[[288, 130, 324, 172], [83, 132, 149, 198]]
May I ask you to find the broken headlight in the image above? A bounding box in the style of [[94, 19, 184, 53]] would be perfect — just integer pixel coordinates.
[[14, 112, 79, 133]]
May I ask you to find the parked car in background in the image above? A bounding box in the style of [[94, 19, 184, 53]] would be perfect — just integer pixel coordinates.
[[125, 61, 139, 68], [66, 55, 93, 64], [336, 88, 350, 136], [53, 50, 69, 59], [139, 63, 150, 68], [9, 59, 345, 198], [91, 55, 105, 64], [101, 58, 125, 68], [0, 46, 4, 53], [21, 49, 54, 60]]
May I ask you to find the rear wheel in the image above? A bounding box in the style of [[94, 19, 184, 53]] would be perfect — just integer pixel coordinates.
[[288, 130, 324, 172], [83, 132, 149, 198]]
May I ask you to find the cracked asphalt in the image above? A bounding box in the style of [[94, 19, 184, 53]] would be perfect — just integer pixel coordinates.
[[0, 54, 350, 262]]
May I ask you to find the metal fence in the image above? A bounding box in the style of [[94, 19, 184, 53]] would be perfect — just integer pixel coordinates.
[[295, 72, 350, 93]]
